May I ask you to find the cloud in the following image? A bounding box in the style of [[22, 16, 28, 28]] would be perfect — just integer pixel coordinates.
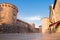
[[23, 16, 41, 21]]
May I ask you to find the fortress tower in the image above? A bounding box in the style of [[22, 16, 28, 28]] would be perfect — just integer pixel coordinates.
[[0, 3, 18, 25], [41, 18, 50, 34]]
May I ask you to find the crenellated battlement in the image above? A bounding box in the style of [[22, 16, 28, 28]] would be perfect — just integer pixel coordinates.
[[0, 3, 18, 12]]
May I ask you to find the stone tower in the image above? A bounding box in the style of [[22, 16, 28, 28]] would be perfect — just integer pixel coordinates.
[[0, 3, 18, 26], [41, 17, 50, 34]]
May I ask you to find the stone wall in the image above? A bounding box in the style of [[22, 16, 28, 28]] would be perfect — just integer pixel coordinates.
[[53, 0, 60, 33], [49, 0, 60, 33], [16, 19, 31, 33], [41, 18, 50, 34], [16, 19, 40, 33]]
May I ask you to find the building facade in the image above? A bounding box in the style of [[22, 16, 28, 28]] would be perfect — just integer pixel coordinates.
[[16, 19, 31, 33]]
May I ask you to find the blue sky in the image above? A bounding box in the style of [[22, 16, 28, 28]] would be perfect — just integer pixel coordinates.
[[0, 0, 54, 28]]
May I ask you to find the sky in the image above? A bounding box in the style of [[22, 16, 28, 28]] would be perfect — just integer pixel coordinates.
[[0, 0, 54, 28]]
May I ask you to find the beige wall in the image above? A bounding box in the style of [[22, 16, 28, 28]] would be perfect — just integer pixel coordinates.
[[0, 3, 18, 25], [53, 0, 60, 22], [53, 0, 60, 33], [49, 0, 60, 33], [49, 4, 56, 23]]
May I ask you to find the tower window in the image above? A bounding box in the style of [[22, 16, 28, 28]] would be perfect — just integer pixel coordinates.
[[5, 4, 7, 7]]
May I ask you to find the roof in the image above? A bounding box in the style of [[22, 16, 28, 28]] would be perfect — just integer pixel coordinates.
[[17, 19, 30, 25]]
